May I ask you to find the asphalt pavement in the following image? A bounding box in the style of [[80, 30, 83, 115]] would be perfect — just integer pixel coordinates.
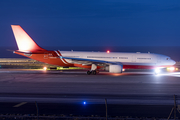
[[0, 69, 180, 117]]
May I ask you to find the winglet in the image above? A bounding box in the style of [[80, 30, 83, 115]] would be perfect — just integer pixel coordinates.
[[11, 25, 45, 52]]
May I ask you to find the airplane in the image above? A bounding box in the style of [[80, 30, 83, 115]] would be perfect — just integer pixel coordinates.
[[11, 25, 176, 75]]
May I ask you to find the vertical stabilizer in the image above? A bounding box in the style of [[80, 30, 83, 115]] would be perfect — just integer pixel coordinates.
[[11, 25, 45, 52]]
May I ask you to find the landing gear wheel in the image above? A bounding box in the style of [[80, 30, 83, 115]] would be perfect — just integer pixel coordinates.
[[92, 70, 96, 75], [87, 71, 91, 75]]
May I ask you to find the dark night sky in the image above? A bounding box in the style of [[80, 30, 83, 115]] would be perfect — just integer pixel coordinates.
[[0, 0, 180, 47]]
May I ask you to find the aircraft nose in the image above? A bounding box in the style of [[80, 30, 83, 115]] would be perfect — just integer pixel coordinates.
[[171, 60, 176, 65]]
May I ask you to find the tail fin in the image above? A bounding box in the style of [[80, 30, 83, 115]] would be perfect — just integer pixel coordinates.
[[11, 25, 45, 52]]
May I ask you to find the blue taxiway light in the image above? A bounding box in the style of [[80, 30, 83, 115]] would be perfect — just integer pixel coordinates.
[[83, 102, 86, 105]]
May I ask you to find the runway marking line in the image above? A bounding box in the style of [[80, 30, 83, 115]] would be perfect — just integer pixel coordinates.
[[13, 102, 27, 107]]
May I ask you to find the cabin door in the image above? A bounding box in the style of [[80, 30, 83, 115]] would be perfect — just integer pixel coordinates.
[[132, 55, 136, 62]]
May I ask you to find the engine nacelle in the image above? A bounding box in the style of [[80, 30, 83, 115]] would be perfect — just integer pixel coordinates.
[[105, 65, 123, 73]]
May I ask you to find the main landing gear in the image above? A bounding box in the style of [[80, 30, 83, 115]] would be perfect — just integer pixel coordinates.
[[87, 64, 99, 75], [87, 70, 99, 75]]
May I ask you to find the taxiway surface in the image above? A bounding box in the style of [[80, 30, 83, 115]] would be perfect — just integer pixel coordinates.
[[0, 69, 180, 117], [0, 69, 180, 104]]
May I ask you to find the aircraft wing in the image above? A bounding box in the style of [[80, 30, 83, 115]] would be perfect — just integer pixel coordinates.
[[60, 56, 122, 65]]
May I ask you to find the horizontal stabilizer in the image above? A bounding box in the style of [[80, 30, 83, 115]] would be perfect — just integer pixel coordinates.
[[13, 50, 32, 54]]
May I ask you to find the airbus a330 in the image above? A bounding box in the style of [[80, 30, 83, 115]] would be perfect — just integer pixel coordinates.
[[11, 25, 176, 75]]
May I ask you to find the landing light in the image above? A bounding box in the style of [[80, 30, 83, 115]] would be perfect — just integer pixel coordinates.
[[155, 68, 161, 74], [107, 50, 110, 53], [167, 67, 175, 71]]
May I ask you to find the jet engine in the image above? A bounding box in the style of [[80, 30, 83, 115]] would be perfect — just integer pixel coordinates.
[[105, 65, 123, 73]]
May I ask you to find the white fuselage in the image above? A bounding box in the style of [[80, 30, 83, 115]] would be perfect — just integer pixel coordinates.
[[60, 51, 176, 67]]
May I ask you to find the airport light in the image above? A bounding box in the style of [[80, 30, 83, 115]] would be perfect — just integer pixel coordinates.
[[83, 101, 86, 105], [107, 50, 110, 53], [43, 66, 47, 70]]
